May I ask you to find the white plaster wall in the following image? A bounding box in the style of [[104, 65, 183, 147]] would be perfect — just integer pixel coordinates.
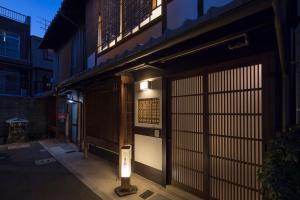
[[134, 77, 162, 129], [134, 134, 162, 170], [87, 53, 96, 69], [167, 0, 198, 30]]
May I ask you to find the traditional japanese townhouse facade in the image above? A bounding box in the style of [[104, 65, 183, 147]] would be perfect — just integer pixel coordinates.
[[40, 0, 299, 199]]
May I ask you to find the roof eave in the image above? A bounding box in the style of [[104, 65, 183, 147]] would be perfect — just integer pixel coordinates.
[[57, 0, 274, 89]]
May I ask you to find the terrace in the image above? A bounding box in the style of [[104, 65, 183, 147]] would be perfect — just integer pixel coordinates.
[[0, 5, 30, 24]]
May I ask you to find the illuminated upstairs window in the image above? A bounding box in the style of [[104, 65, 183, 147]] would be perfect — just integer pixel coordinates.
[[97, 0, 162, 53]]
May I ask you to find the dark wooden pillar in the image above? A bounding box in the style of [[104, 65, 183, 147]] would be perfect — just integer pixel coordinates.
[[119, 74, 134, 176]]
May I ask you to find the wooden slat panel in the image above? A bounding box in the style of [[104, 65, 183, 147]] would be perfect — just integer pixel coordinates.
[[171, 75, 204, 194], [170, 63, 263, 199], [208, 64, 263, 200]]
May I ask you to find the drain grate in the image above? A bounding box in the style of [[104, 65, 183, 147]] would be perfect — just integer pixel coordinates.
[[60, 144, 75, 151], [65, 150, 77, 154], [148, 194, 170, 200], [140, 190, 154, 199], [35, 157, 56, 166], [0, 153, 9, 160]]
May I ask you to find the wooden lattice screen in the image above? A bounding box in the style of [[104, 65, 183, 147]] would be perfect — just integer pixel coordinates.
[[208, 64, 262, 200], [171, 76, 204, 194], [138, 98, 160, 124], [122, 0, 153, 35], [99, 0, 120, 47], [171, 64, 263, 199]]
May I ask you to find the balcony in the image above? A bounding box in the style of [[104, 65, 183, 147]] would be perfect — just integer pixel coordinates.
[[0, 6, 30, 24]]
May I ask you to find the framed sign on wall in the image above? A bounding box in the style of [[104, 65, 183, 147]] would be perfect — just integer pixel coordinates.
[[138, 98, 160, 125]]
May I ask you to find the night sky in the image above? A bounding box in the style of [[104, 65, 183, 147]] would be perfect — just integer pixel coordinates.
[[0, 0, 62, 37]]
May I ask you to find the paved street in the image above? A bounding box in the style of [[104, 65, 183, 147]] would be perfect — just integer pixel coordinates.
[[0, 142, 102, 200]]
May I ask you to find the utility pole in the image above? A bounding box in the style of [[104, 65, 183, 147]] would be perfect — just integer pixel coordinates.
[[37, 16, 51, 35]]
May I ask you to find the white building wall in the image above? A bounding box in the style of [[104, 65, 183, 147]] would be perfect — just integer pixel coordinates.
[[134, 134, 162, 170]]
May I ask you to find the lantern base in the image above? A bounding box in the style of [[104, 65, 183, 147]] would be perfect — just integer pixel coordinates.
[[114, 185, 138, 197]]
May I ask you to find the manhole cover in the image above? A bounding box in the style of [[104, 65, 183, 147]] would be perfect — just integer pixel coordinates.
[[148, 194, 170, 200], [35, 157, 56, 166], [140, 190, 154, 199]]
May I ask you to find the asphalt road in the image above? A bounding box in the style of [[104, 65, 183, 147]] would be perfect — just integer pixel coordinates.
[[0, 142, 102, 200]]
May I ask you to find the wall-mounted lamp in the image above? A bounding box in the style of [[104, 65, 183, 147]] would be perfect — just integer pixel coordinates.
[[66, 92, 83, 104], [67, 99, 76, 104], [140, 81, 151, 91], [115, 145, 137, 196]]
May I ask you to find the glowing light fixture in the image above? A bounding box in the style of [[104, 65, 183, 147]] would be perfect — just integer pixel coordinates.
[[67, 99, 75, 104], [121, 145, 131, 177], [140, 81, 151, 91], [115, 145, 137, 196]]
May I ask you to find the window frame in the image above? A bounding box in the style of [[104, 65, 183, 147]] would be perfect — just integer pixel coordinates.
[[0, 30, 21, 59]]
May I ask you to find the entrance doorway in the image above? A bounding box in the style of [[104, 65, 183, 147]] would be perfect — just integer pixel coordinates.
[[170, 62, 263, 200], [70, 103, 78, 144]]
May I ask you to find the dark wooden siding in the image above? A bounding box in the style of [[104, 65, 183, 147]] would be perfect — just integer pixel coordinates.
[[58, 39, 72, 82], [85, 0, 99, 56], [85, 77, 120, 153], [71, 28, 85, 75]]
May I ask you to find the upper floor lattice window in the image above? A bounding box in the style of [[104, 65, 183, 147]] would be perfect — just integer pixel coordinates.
[[98, 0, 162, 53]]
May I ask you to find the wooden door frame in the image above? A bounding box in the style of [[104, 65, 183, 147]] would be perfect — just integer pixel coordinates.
[[164, 52, 278, 199]]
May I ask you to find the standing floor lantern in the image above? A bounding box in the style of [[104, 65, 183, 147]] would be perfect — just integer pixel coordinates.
[[115, 145, 137, 196]]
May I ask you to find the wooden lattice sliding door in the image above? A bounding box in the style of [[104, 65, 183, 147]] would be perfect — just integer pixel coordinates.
[[170, 63, 263, 199], [171, 75, 204, 195], [208, 64, 263, 200]]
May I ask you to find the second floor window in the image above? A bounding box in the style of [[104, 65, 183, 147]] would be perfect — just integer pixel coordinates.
[[0, 30, 20, 59], [99, 0, 121, 51], [98, 0, 162, 53]]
